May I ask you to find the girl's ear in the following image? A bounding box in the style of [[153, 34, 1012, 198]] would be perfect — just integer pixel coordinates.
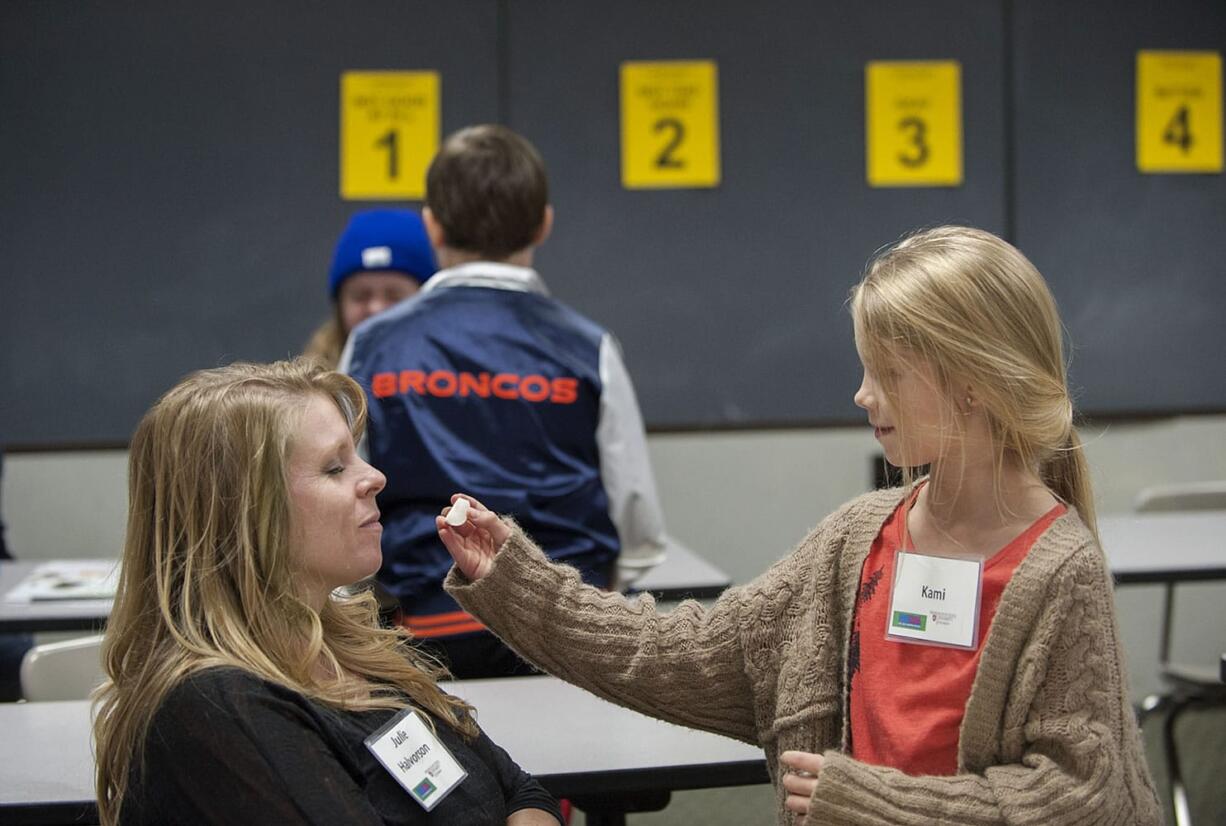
[[958, 385, 976, 416]]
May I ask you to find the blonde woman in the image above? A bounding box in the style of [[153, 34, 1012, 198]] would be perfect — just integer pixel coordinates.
[[93, 359, 560, 826], [436, 227, 1161, 825]]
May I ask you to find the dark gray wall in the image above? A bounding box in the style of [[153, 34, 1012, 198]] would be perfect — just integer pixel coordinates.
[[509, 0, 1006, 428], [1, 0, 1221, 447], [1, 0, 501, 447], [1013, 0, 1226, 416]]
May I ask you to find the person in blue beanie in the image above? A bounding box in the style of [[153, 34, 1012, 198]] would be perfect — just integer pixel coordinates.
[[304, 209, 438, 369]]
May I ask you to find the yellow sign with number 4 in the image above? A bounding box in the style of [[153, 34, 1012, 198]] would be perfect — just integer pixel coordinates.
[[340, 71, 439, 200], [1136, 51, 1222, 174], [620, 60, 720, 189], [866, 60, 963, 187]]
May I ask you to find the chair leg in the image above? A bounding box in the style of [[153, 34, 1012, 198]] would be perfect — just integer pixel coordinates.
[[1164, 697, 1193, 826]]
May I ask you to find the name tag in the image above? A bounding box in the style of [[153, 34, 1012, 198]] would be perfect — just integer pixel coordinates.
[[886, 550, 983, 650], [365, 709, 467, 811]]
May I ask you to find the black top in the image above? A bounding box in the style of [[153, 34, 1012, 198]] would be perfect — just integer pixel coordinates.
[[120, 667, 562, 825]]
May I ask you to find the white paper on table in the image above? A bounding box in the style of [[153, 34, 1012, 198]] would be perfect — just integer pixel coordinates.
[[4, 560, 120, 603]]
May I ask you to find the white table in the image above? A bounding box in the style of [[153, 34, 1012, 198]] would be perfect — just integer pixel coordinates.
[[0, 561, 113, 634], [0, 675, 767, 825], [1099, 509, 1226, 669], [628, 538, 732, 601], [0, 538, 734, 635], [1098, 511, 1226, 585]]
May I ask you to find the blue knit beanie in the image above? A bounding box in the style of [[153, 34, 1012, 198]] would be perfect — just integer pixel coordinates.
[[328, 209, 437, 297]]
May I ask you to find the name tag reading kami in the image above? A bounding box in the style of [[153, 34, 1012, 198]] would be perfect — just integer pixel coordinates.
[[886, 551, 983, 650], [365, 709, 467, 811]]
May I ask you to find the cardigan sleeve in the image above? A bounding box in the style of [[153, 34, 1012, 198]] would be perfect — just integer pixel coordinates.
[[801, 545, 1162, 826], [446, 524, 775, 744]]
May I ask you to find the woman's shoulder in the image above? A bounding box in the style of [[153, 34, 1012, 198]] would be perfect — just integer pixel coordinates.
[[155, 666, 308, 725]]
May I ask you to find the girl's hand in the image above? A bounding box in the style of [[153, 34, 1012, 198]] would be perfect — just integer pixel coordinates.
[[435, 494, 509, 581], [780, 750, 824, 821]]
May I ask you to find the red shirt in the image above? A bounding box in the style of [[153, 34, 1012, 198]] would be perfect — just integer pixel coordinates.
[[848, 497, 1065, 775]]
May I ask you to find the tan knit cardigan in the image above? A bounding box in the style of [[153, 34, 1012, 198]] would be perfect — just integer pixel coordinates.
[[445, 487, 1161, 825]]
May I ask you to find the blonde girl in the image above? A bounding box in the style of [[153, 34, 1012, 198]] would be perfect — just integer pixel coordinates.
[[94, 359, 560, 825], [435, 227, 1160, 825]]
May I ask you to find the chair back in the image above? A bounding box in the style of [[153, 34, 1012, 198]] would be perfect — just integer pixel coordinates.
[[20, 634, 106, 701], [1134, 481, 1226, 513]]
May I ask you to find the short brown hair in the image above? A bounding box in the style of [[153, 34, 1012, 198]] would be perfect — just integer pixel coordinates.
[[425, 124, 549, 259]]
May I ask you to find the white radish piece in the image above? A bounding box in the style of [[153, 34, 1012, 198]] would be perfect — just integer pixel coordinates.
[[445, 497, 471, 527]]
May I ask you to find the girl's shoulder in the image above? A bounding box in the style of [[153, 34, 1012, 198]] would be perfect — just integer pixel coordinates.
[[762, 487, 907, 578], [815, 486, 910, 540], [1010, 506, 1112, 600]]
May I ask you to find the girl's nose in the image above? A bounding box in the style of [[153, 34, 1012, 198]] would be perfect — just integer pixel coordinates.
[[854, 375, 873, 410]]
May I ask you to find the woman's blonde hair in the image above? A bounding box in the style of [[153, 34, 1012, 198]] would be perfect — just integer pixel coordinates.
[[850, 226, 1095, 535], [93, 358, 475, 825]]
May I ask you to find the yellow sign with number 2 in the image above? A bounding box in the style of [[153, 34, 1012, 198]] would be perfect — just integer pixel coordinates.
[[620, 60, 720, 189], [866, 60, 963, 188]]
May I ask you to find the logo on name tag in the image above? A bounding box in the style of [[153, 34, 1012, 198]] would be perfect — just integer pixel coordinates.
[[892, 610, 926, 631], [412, 778, 437, 802]]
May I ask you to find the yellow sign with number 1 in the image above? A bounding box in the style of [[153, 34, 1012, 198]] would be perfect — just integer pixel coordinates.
[[866, 61, 963, 187], [1136, 51, 1222, 174], [340, 71, 440, 200], [620, 60, 720, 189]]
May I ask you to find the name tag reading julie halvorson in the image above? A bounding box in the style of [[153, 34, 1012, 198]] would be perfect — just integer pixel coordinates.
[[886, 550, 983, 650], [365, 708, 467, 811]]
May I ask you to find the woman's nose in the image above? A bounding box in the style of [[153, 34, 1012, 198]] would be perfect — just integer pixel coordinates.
[[359, 465, 387, 497]]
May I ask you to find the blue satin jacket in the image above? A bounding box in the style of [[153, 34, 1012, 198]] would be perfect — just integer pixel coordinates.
[[342, 262, 664, 637]]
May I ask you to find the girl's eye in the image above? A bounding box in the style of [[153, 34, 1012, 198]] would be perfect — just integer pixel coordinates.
[[326, 465, 344, 476]]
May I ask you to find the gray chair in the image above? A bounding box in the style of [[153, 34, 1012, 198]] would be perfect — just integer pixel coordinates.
[[1133, 482, 1226, 826], [19, 634, 106, 701]]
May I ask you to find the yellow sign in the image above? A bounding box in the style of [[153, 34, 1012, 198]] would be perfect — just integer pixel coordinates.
[[1136, 51, 1222, 173], [866, 61, 963, 187], [340, 71, 439, 200], [620, 60, 720, 189]]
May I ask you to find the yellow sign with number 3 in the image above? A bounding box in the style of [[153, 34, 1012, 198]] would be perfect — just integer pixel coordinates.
[[620, 60, 720, 189], [340, 71, 439, 200], [866, 61, 963, 187], [1136, 51, 1222, 174]]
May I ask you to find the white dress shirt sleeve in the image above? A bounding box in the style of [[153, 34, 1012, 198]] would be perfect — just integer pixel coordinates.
[[596, 334, 667, 585]]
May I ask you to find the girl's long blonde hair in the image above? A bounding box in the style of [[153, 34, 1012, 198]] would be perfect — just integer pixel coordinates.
[[850, 226, 1096, 537], [94, 358, 475, 825]]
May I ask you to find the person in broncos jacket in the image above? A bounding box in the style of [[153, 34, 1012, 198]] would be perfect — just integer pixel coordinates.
[[341, 124, 667, 678]]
